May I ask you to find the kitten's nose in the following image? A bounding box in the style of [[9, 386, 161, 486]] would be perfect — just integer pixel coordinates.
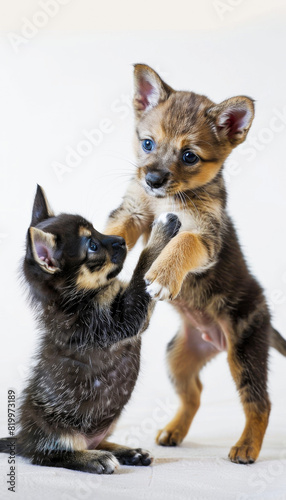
[[111, 237, 126, 250], [101, 236, 125, 249], [105, 236, 126, 264], [145, 171, 169, 189]]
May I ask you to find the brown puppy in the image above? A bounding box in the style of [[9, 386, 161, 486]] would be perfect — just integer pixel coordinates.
[[105, 64, 286, 465]]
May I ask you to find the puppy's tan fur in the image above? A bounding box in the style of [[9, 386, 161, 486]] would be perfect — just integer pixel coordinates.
[[105, 65, 285, 464]]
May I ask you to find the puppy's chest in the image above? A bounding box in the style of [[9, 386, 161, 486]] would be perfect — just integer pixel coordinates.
[[152, 197, 198, 232]]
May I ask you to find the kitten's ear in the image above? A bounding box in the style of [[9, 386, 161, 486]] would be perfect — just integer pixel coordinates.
[[31, 185, 54, 226], [29, 227, 60, 274], [133, 64, 174, 118], [206, 96, 255, 146]]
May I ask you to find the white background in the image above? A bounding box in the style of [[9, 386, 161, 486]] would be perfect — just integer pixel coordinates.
[[0, 1, 286, 499]]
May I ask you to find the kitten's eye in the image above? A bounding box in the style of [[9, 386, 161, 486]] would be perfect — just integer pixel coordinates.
[[88, 240, 98, 252], [182, 150, 199, 166], [142, 139, 155, 153]]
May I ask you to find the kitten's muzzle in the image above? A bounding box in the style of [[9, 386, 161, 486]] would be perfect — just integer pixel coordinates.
[[101, 236, 127, 265], [111, 238, 127, 264]]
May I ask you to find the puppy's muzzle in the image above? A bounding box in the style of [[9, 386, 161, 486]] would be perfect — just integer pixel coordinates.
[[145, 171, 169, 190]]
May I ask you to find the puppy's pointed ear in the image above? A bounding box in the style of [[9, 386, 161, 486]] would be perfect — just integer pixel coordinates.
[[29, 227, 60, 274], [133, 64, 174, 118], [206, 96, 255, 146], [31, 185, 54, 226]]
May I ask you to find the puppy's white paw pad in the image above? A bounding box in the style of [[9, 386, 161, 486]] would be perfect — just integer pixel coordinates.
[[145, 280, 170, 301]]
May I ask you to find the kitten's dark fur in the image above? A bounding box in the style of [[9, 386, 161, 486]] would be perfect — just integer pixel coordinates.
[[0, 186, 180, 474]]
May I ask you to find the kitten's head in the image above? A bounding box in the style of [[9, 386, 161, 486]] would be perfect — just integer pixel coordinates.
[[133, 64, 254, 197], [24, 186, 126, 302]]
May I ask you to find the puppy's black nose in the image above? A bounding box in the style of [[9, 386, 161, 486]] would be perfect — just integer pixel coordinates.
[[146, 171, 169, 189]]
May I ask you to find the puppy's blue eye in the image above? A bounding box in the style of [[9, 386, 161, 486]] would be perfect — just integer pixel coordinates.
[[142, 139, 155, 152], [89, 240, 98, 252], [182, 150, 199, 166]]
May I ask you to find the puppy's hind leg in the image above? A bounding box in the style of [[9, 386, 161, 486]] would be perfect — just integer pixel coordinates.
[[32, 449, 120, 474], [227, 314, 271, 464], [157, 321, 219, 446], [97, 441, 153, 466]]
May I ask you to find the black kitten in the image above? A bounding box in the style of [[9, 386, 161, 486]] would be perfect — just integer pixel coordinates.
[[0, 186, 181, 474]]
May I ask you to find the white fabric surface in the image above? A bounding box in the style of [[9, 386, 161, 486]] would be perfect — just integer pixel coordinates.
[[1, 307, 286, 500], [1, 397, 286, 500]]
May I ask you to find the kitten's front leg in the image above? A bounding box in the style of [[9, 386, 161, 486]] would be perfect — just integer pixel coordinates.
[[145, 231, 211, 300], [104, 213, 182, 345], [96, 441, 153, 466], [32, 450, 120, 474], [133, 212, 182, 278]]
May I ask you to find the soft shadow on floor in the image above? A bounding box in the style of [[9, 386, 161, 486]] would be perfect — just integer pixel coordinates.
[[153, 458, 181, 466]]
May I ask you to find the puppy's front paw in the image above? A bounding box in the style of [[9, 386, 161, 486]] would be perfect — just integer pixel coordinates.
[[153, 212, 181, 240], [145, 265, 182, 301], [145, 279, 171, 301]]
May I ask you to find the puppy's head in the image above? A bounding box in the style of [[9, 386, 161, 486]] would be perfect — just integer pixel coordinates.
[[133, 64, 254, 197], [25, 186, 126, 300]]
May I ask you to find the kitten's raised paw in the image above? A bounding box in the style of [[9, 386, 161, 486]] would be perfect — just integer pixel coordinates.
[[153, 212, 181, 239], [114, 448, 153, 466]]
